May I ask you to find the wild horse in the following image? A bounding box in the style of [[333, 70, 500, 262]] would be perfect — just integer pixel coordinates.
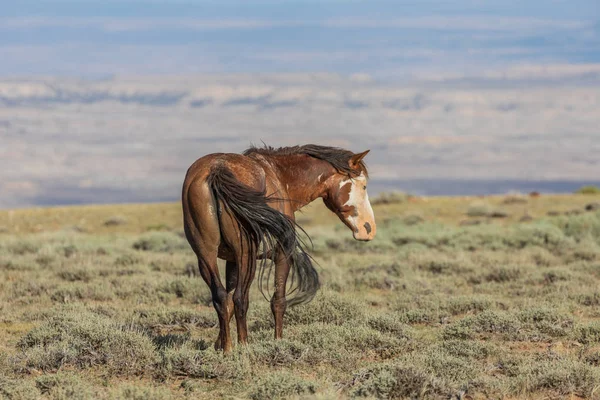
[[182, 144, 376, 352]]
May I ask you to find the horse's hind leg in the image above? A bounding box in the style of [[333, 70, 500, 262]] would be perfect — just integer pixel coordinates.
[[214, 261, 237, 350], [183, 182, 234, 353], [233, 247, 257, 345], [194, 253, 233, 353]]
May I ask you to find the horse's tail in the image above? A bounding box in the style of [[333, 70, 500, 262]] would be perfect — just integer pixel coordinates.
[[206, 164, 319, 307]]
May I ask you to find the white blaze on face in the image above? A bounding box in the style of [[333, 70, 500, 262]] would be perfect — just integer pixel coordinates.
[[339, 173, 376, 239]]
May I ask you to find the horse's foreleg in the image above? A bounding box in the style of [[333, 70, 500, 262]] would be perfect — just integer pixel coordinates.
[[271, 250, 290, 339]]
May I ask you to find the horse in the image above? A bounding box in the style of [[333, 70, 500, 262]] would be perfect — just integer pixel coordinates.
[[181, 144, 376, 352]]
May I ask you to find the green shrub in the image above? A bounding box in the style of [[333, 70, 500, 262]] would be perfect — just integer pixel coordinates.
[[49, 282, 115, 303], [289, 324, 405, 366], [249, 371, 316, 400], [0, 375, 38, 400], [57, 268, 95, 283], [403, 214, 424, 226], [437, 340, 494, 360], [104, 216, 127, 227], [17, 310, 157, 374], [8, 240, 39, 255], [114, 253, 141, 266], [517, 307, 573, 337], [466, 203, 492, 217], [575, 185, 600, 195], [35, 372, 95, 399], [445, 296, 492, 315], [367, 314, 412, 338], [157, 278, 211, 304], [283, 291, 365, 326], [574, 322, 600, 344], [132, 307, 215, 328], [398, 309, 437, 325], [513, 358, 600, 397], [350, 362, 450, 399], [443, 310, 521, 340], [110, 383, 174, 400], [371, 191, 409, 205], [250, 339, 309, 367], [132, 232, 188, 252], [157, 345, 250, 380], [483, 267, 521, 283]]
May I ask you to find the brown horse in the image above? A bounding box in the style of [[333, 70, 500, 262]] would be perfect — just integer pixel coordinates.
[[181, 144, 376, 352]]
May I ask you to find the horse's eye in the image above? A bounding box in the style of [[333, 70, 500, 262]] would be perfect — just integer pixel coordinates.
[[363, 186, 367, 190]]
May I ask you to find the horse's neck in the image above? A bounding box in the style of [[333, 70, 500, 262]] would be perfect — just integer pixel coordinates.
[[268, 154, 332, 211]]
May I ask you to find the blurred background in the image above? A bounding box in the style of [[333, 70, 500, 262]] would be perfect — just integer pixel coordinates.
[[1, 0, 599, 208]]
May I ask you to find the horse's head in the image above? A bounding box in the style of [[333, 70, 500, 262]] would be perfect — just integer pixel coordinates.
[[323, 150, 376, 241]]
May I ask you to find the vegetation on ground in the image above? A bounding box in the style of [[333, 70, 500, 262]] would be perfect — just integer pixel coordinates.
[[577, 185, 600, 195], [1, 193, 600, 398]]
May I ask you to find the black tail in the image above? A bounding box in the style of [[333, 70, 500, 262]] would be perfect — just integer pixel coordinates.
[[206, 164, 319, 306]]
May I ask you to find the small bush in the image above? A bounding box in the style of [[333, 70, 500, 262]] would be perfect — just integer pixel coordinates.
[[489, 210, 510, 218], [250, 339, 309, 367], [466, 203, 492, 217], [249, 371, 316, 400], [350, 362, 450, 399], [35, 372, 95, 399], [367, 314, 412, 338], [444, 310, 521, 340], [517, 307, 573, 337], [157, 345, 250, 380], [132, 232, 187, 252], [133, 307, 215, 328], [284, 291, 364, 326], [403, 214, 424, 226], [371, 191, 409, 205], [574, 322, 600, 344], [502, 194, 528, 204], [445, 296, 492, 315], [110, 383, 174, 400], [104, 216, 127, 227], [158, 278, 211, 304], [0, 375, 38, 400], [484, 267, 521, 283], [438, 340, 494, 360], [513, 359, 600, 397], [17, 310, 157, 374], [290, 324, 405, 366], [57, 269, 94, 282], [8, 240, 39, 255], [575, 185, 600, 195], [114, 253, 141, 266]]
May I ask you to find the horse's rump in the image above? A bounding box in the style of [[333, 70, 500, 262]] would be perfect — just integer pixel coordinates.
[[207, 163, 320, 306]]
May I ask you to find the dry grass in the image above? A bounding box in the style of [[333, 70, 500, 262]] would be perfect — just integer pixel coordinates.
[[1, 193, 600, 398], [0, 194, 597, 235]]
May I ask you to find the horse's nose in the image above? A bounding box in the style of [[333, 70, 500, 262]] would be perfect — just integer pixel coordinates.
[[364, 222, 372, 235]]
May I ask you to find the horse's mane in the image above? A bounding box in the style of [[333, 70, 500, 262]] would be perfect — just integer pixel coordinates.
[[243, 144, 368, 177]]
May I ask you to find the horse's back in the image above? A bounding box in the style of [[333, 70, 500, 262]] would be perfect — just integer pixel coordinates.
[[183, 152, 266, 191]]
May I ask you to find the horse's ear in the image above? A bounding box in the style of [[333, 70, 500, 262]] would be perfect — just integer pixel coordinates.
[[349, 150, 370, 168]]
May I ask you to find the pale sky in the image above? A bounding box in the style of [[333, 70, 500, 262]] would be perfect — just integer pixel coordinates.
[[1, 0, 598, 76]]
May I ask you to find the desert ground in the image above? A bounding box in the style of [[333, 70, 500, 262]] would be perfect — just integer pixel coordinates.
[[1, 191, 600, 399]]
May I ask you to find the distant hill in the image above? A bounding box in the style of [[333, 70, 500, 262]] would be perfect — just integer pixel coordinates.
[[1, 71, 599, 207]]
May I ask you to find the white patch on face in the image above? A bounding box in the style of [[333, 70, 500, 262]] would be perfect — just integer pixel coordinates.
[[317, 173, 323, 182], [340, 173, 374, 231]]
